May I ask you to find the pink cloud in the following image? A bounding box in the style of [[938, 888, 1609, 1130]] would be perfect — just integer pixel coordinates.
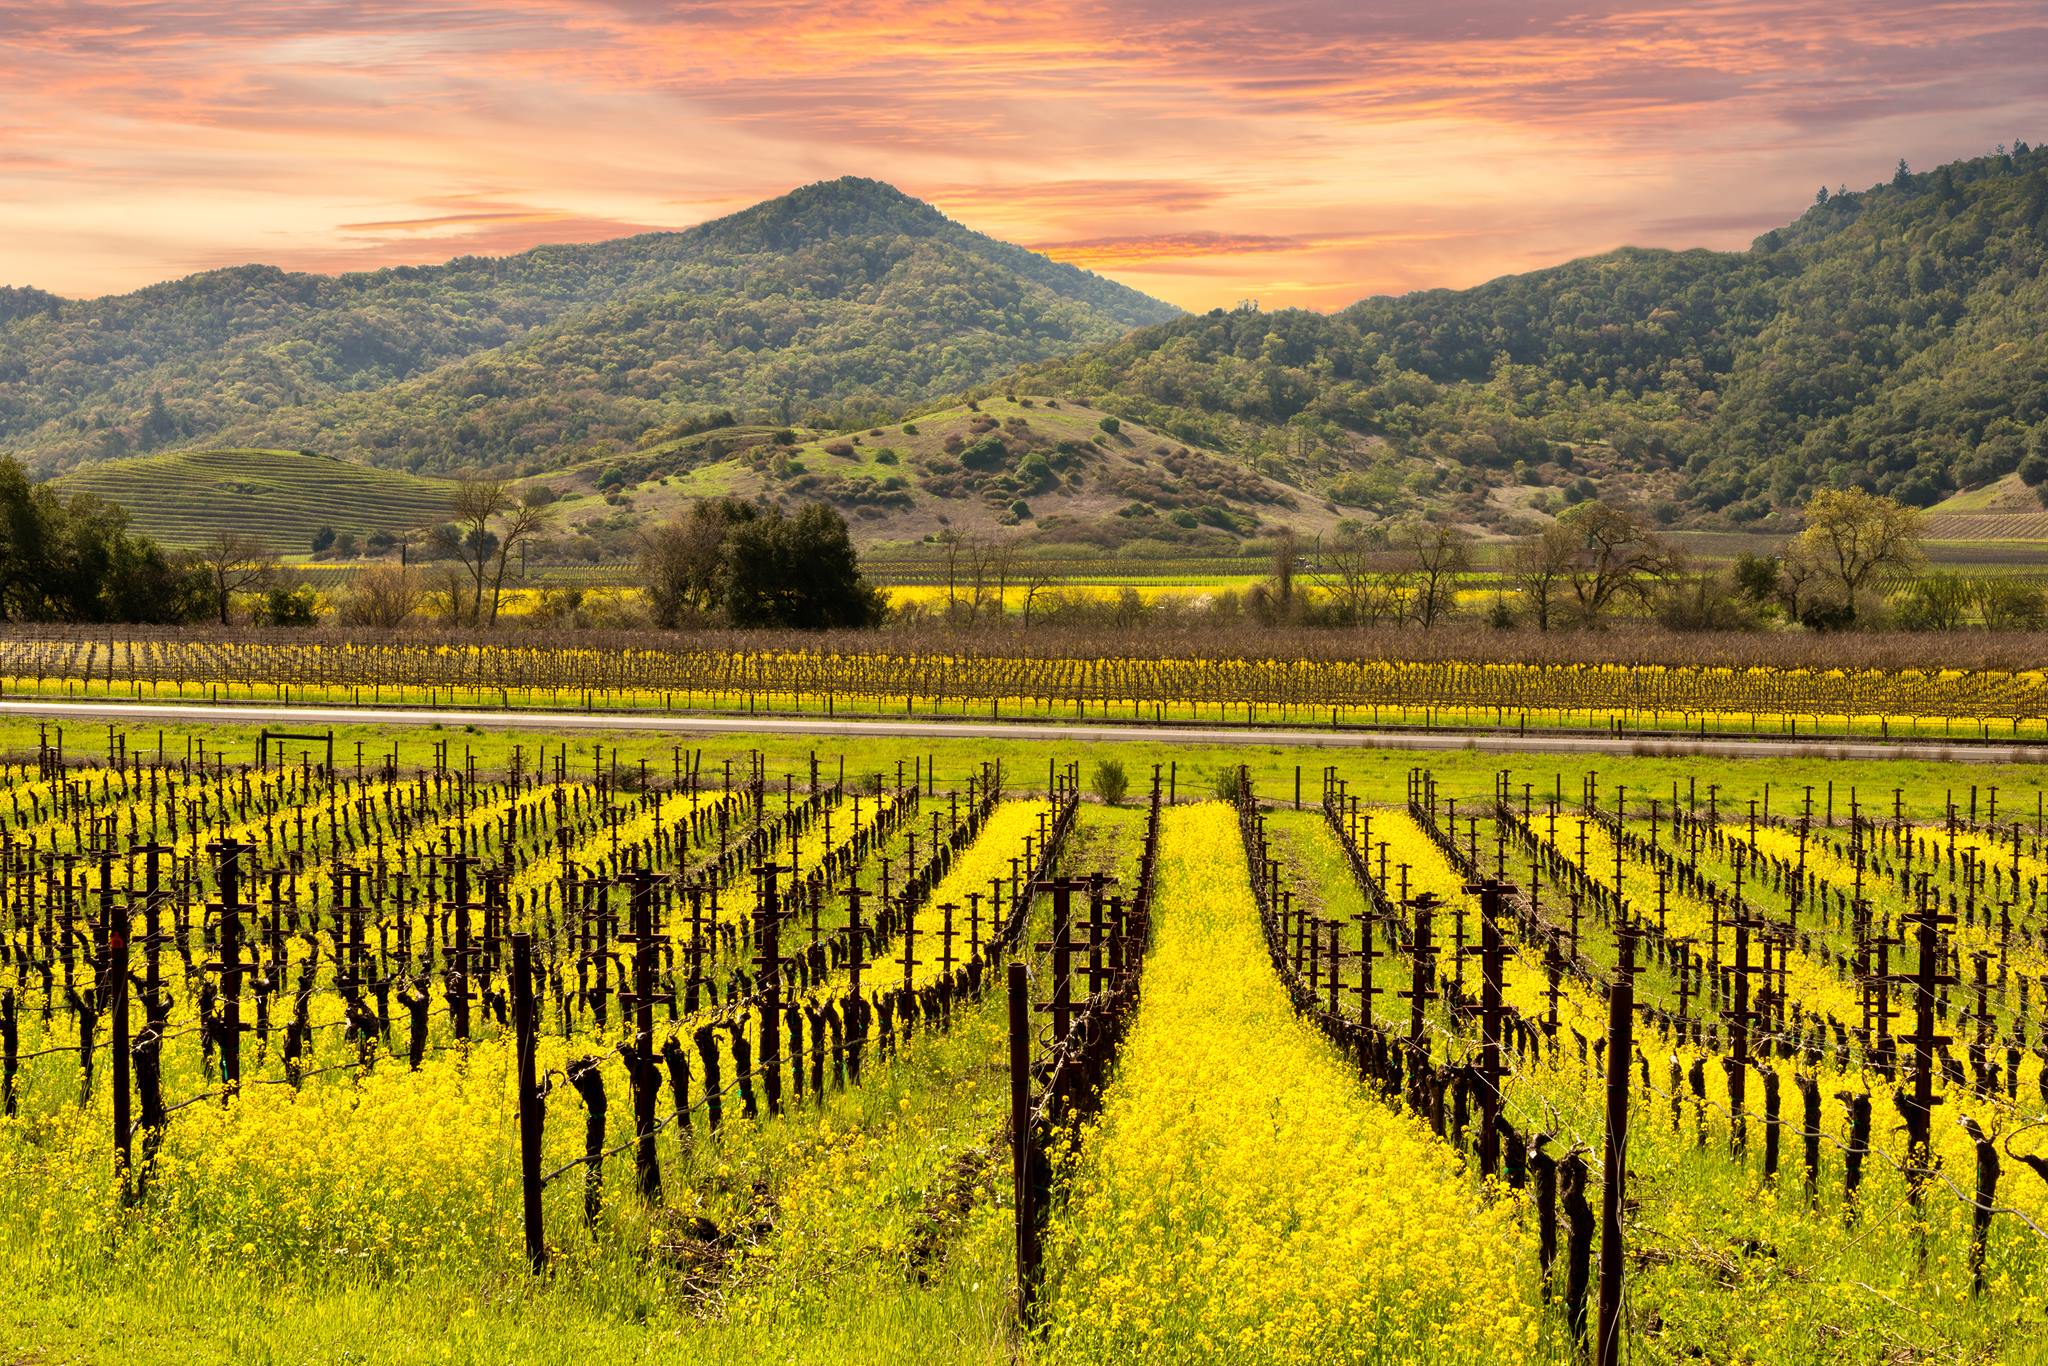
[[1, 0, 2042, 307]]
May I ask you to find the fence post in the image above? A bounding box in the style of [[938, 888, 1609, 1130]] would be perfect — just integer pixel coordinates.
[[512, 933, 546, 1271], [1008, 962, 1041, 1316], [624, 869, 663, 1202], [1596, 930, 1634, 1366], [215, 839, 246, 1095], [111, 906, 131, 1187], [1475, 881, 1505, 1180]]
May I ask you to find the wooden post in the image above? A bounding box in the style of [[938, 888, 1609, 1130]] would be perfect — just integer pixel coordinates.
[[215, 839, 246, 1095], [1008, 962, 1041, 1315], [111, 906, 131, 1186], [1596, 931, 1634, 1366], [513, 934, 546, 1270]]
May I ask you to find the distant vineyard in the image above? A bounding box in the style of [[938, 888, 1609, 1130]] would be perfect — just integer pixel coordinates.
[[1, 628, 2046, 740], [1925, 512, 2048, 542], [51, 448, 457, 549]]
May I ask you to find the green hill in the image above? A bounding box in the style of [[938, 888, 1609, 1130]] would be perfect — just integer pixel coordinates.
[[1015, 144, 2048, 527], [52, 449, 457, 549], [0, 179, 1177, 479], [541, 396, 1335, 559]]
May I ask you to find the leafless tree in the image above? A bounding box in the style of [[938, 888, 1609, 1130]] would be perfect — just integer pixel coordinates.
[[450, 478, 552, 626], [339, 564, 424, 629], [486, 496, 552, 624], [1509, 530, 1571, 631], [1399, 520, 1471, 630], [189, 531, 274, 626]]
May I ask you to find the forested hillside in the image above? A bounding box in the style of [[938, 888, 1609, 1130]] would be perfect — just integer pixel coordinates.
[[1017, 145, 2048, 522], [0, 179, 1176, 477]]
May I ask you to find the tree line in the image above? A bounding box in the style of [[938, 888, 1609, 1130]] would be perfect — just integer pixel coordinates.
[[1268, 488, 2030, 634], [0, 455, 885, 632]]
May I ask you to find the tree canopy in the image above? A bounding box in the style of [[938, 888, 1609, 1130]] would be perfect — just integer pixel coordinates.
[[639, 498, 884, 630], [0, 455, 205, 622]]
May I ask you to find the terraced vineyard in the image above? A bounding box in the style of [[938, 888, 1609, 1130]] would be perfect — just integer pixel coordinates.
[[4, 718, 2048, 1363], [51, 448, 457, 548]]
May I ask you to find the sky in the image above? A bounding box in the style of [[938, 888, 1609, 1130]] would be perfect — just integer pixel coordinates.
[[3, 1, 2045, 311]]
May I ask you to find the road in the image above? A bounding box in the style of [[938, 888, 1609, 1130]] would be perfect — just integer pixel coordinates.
[[0, 698, 2039, 764]]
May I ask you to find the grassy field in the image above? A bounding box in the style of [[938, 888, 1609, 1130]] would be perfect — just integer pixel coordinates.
[[52, 448, 459, 549]]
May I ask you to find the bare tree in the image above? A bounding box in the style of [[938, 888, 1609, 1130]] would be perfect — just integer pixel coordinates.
[[451, 478, 512, 626], [638, 498, 757, 628], [1311, 526, 1398, 626], [428, 562, 470, 626], [1400, 520, 1471, 629], [1021, 566, 1056, 630], [486, 495, 552, 624], [938, 530, 962, 619], [1268, 526, 1300, 623], [449, 478, 553, 626], [190, 531, 273, 626], [339, 565, 424, 629], [1508, 531, 1569, 631]]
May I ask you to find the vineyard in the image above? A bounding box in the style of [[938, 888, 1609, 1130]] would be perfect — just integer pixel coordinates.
[[4, 720, 2048, 1362], [6, 627, 2048, 741]]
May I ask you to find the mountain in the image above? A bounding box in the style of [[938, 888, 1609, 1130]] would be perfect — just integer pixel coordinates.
[[1014, 145, 2048, 527], [0, 178, 1178, 478]]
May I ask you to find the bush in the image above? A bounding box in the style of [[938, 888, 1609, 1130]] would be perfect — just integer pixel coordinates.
[[1211, 766, 1245, 803], [1090, 759, 1129, 806], [1098, 416, 1121, 436], [259, 584, 319, 627]]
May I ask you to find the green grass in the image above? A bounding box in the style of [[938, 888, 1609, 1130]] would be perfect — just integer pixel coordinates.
[[51, 448, 459, 550]]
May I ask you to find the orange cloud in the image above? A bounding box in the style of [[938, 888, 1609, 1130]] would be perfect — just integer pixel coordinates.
[[1, 1, 2043, 308]]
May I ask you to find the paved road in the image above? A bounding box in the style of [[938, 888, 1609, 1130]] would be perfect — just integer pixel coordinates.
[[1, 698, 2039, 764]]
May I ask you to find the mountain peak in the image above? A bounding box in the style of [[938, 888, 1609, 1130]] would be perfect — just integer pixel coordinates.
[[690, 175, 949, 252]]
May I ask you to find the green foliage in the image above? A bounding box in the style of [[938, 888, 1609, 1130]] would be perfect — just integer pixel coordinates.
[[0, 454, 205, 622], [1020, 146, 2048, 517], [0, 179, 1176, 478], [1089, 758, 1129, 805], [258, 584, 320, 627], [719, 503, 887, 629], [641, 497, 884, 630]]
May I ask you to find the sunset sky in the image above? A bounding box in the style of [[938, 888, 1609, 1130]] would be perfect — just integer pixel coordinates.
[[4, 1, 2045, 311]]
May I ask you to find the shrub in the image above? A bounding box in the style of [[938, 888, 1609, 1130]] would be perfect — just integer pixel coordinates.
[[1098, 416, 1121, 436], [259, 584, 319, 627], [1211, 766, 1245, 803], [1090, 759, 1128, 805]]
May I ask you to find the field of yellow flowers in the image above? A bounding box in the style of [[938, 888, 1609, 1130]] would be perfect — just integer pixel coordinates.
[[7, 716, 2048, 1364], [1034, 804, 1547, 1364]]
